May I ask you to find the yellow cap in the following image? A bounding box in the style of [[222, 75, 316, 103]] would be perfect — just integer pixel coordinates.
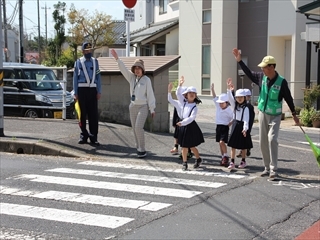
[[258, 56, 276, 67]]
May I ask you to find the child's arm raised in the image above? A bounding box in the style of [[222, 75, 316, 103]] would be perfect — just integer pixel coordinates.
[[227, 78, 235, 110], [211, 83, 216, 98]]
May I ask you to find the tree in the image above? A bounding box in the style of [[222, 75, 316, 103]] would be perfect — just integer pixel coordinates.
[[66, 4, 84, 61], [67, 7, 115, 54], [42, 39, 57, 66], [52, 1, 67, 60]]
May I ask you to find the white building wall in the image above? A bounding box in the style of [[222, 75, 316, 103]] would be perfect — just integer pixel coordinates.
[[179, 0, 202, 91], [212, 0, 238, 94], [130, 0, 179, 32], [154, 1, 179, 23], [179, 0, 238, 95], [130, 0, 152, 32], [166, 27, 179, 55]]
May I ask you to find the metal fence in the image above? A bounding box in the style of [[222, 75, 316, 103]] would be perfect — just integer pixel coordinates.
[[3, 66, 69, 120]]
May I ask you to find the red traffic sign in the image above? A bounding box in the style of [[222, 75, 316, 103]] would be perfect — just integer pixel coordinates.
[[122, 0, 137, 9]]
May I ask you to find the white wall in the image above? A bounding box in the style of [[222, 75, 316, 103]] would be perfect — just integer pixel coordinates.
[[213, 0, 238, 94], [130, 0, 150, 32], [179, 0, 202, 91], [166, 27, 179, 55], [154, 0, 179, 23]]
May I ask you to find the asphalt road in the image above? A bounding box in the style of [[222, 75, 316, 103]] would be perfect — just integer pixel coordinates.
[[1, 152, 319, 240], [0, 103, 319, 239]]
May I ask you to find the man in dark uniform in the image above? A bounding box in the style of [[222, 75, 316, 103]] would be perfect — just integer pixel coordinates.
[[73, 42, 101, 146]]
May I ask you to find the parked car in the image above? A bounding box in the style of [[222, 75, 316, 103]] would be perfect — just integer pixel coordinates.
[[3, 62, 75, 119]]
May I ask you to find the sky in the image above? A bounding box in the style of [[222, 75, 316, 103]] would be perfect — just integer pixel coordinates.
[[5, 0, 126, 39]]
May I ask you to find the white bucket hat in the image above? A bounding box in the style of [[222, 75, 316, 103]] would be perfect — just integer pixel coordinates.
[[235, 89, 246, 97], [182, 86, 197, 95], [216, 93, 229, 103], [243, 88, 252, 96]]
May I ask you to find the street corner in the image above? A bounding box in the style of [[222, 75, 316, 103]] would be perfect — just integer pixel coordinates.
[[0, 138, 84, 158]]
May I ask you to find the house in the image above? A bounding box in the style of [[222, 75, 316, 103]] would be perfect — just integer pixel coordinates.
[[126, 1, 318, 107], [297, 0, 320, 109], [93, 20, 127, 58]]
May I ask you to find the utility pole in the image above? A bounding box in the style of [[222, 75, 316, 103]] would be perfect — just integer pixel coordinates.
[[3, 0, 9, 62], [41, 3, 50, 48], [19, 0, 23, 63], [0, 0, 4, 136], [37, 0, 41, 63]]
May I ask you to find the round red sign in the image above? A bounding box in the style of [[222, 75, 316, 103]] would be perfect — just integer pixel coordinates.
[[122, 0, 137, 9]]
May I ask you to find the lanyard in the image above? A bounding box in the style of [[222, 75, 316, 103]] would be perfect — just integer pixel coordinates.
[[132, 76, 142, 95]]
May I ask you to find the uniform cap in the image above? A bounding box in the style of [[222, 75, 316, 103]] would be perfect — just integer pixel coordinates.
[[182, 86, 197, 95], [257, 56, 276, 67], [243, 88, 252, 96], [235, 89, 246, 97], [216, 93, 229, 103], [82, 42, 93, 50]]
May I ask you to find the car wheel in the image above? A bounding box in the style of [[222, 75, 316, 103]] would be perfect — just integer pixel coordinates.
[[24, 109, 39, 118]]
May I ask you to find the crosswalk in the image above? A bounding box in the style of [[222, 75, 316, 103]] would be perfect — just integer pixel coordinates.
[[1, 160, 252, 238]]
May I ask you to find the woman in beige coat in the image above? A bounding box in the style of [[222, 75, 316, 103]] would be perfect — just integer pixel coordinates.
[[111, 49, 156, 158]]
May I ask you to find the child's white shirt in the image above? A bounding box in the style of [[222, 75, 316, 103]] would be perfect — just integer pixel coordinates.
[[213, 96, 233, 125], [227, 89, 249, 131], [168, 86, 198, 126]]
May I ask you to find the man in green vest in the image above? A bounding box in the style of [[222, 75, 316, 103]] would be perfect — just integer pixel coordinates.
[[232, 48, 300, 179]]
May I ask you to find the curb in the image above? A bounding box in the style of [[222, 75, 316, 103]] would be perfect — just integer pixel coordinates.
[[0, 139, 87, 158]]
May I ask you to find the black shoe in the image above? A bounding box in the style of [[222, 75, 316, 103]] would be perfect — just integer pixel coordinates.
[[91, 141, 100, 146], [246, 149, 251, 157], [78, 139, 88, 144], [182, 162, 188, 171], [137, 151, 147, 158], [193, 158, 202, 168]]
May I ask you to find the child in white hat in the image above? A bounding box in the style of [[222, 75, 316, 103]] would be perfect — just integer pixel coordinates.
[[237, 88, 255, 158], [211, 83, 233, 167], [168, 79, 204, 171], [226, 79, 253, 170]]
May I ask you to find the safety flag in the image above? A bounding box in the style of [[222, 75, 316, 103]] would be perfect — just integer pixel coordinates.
[[299, 126, 320, 168], [75, 100, 81, 126]]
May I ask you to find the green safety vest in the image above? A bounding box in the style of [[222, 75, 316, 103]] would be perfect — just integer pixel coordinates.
[[258, 74, 284, 115]]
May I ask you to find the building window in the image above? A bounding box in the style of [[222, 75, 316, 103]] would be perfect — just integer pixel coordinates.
[[203, 10, 211, 23], [156, 44, 165, 56], [159, 0, 168, 14], [202, 45, 211, 91]]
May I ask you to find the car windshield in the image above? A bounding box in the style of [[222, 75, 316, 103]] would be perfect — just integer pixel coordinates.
[[23, 69, 62, 90]]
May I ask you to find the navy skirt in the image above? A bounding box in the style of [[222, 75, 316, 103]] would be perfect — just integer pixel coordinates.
[[227, 120, 253, 149], [178, 121, 204, 148]]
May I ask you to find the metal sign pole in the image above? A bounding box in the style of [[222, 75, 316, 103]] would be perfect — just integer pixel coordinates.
[[0, 3, 4, 136], [126, 19, 130, 57]]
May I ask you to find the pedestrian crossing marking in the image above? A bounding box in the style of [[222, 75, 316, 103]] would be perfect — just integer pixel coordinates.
[[78, 161, 246, 179], [0, 203, 134, 229], [13, 174, 202, 198], [0, 186, 172, 211], [46, 168, 227, 188]]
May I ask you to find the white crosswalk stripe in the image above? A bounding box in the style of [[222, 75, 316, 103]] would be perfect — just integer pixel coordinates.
[[1, 160, 242, 234], [0, 186, 172, 211], [46, 168, 227, 188], [1, 203, 134, 229], [13, 174, 203, 198], [78, 161, 247, 179]]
